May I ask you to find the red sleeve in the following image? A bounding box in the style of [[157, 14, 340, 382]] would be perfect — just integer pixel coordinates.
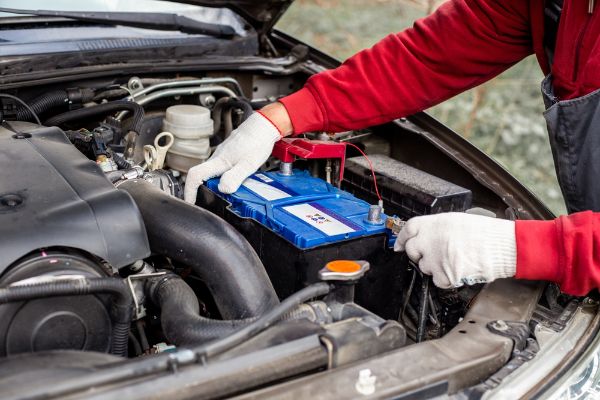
[[516, 211, 600, 296], [279, 0, 533, 134]]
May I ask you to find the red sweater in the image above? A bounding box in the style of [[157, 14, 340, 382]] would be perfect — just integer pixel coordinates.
[[279, 0, 600, 295]]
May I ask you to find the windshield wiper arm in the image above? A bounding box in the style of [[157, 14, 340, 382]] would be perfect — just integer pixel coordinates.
[[0, 7, 236, 38]]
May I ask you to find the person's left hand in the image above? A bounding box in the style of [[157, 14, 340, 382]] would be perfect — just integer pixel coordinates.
[[184, 112, 281, 204], [394, 212, 517, 289]]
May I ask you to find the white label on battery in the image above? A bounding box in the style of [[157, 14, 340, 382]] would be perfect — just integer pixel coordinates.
[[242, 178, 291, 201], [283, 203, 356, 236], [255, 173, 274, 183]]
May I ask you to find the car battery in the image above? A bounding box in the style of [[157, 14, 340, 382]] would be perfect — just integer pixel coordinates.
[[343, 154, 472, 218], [197, 169, 404, 319], [204, 170, 389, 248]]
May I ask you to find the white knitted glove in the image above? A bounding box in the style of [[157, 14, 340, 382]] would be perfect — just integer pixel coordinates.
[[394, 212, 516, 289], [184, 113, 281, 203]]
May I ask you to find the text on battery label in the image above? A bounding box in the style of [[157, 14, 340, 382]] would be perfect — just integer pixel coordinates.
[[283, 203, 356, 236], [255, 173, 274, 183], [242, 178, 291, 201]]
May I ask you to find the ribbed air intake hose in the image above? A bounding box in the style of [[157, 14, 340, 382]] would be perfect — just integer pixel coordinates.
[[118, 179, 280, 319], [44, 100, 145, 134], [0, 278, 132, 357], [16, 88, 94, 122]]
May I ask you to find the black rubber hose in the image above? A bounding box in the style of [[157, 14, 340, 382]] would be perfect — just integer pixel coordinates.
[[227, 98, 253, 121], [149, 273, 254, 346], [110, 150, 132, 170], [212, 96, 231, 136], [0, 278, 132, 357], [223, 107, 234, 138], [212, 97, 253, 139], [16, 90, 67, 121], [118, 179, 279, 319], [136, 320, 150, 352], [196, 282, 331, 359], [129, 331, 143, 356], [24, 283, 331, 400], [149, 273, 325, 346], [16, 89, 95, 122], [45, 100, 145, 134], [93, 88, 129, 102]]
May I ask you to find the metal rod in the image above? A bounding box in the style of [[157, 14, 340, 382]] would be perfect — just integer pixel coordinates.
[[115, 85, 237, 121], [399, 267, 417, 324], [130, 77, 243, 99], [416, 275, 431, 343]]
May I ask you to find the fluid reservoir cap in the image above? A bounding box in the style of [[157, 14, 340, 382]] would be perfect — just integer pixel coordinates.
[[163, 105, 214, 139], [319, 260, 370, 282]]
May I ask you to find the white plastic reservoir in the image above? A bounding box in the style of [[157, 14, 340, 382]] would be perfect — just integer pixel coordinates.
[[163, 104, 214, 172]]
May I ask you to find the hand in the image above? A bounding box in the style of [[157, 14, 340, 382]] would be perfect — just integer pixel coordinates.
[[184, 112, 282, 204], [394, 212, 516, 289]]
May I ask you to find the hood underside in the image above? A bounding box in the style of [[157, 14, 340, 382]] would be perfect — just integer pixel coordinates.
[[163, 0, 294, 32]]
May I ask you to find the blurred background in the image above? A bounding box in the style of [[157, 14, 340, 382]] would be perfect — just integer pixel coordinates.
[[277, 0, 566, 215]]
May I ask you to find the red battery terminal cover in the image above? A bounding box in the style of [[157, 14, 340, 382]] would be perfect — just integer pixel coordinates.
[[272, 138, 347, 181]]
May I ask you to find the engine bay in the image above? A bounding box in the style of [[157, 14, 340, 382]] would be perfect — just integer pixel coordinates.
[[0, 72, 553, 398]]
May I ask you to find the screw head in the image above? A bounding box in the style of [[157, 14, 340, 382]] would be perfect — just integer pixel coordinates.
[[355, 369, 376, 396], [12, 132, 32, 139], [0, 194, 23, 210]]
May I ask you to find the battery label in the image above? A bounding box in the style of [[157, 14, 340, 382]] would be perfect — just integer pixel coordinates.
[[283, 203, 356, 236], [242, 178, 291, 201]]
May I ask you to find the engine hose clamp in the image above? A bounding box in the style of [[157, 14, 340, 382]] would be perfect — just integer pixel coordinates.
[[126, 271, 167, 320]]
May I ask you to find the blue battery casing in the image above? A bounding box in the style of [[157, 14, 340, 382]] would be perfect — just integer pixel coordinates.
[[205, 170, 388, 249]]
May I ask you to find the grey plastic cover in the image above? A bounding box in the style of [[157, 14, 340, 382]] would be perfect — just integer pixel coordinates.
[[0, 122, 150, 272]]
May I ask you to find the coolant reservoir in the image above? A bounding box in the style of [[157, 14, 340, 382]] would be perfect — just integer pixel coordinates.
[[163, 105, 214, 172]]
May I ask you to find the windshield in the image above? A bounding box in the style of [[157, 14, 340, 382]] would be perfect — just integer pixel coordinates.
[[0, 0, 248, 35]]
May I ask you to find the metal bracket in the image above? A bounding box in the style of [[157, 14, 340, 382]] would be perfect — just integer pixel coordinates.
[[462, 337, 539, 398], [385, 216, 406, 235], [531, 300, 579, 333], [127, 76, 144, 94], [126, 271, 166, 320], [459, 320, 542, 397]]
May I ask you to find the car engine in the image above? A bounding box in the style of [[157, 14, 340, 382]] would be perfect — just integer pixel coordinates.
[[0, 74, 487, 397]]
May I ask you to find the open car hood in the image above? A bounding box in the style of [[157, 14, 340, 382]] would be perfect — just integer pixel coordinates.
[[163, 0, 294, 32]]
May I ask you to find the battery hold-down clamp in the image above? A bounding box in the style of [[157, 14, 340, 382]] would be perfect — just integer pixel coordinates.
[[272, 138, 347, 184]]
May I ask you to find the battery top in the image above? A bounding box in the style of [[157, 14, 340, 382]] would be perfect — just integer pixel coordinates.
[[205, 169, 389, 249]]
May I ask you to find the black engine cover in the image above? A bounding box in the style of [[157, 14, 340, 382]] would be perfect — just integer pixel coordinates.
[[0, 122, 150, 271]]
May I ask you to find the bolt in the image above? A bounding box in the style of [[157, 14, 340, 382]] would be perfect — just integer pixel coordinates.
[[367, 205, 383, 224], [128, 77, 143, 91], [1, 194, 23, 208], [12, 133, 32, 139], [279, 162, 293, 176], [199, 94, 216, 107], [355, 369, 376, 396], [492, 320, 509, 331], [584, 298, 599, 306]]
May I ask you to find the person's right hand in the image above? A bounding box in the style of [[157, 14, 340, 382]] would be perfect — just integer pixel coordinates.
[[394, 212, 517, 289], [184, 112, 282, 204]]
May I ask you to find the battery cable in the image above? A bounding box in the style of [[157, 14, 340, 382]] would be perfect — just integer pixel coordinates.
[[344, 141, 382, 202]]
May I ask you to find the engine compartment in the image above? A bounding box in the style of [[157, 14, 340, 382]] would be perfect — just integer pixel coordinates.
[[0, 71, 551, 398]]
